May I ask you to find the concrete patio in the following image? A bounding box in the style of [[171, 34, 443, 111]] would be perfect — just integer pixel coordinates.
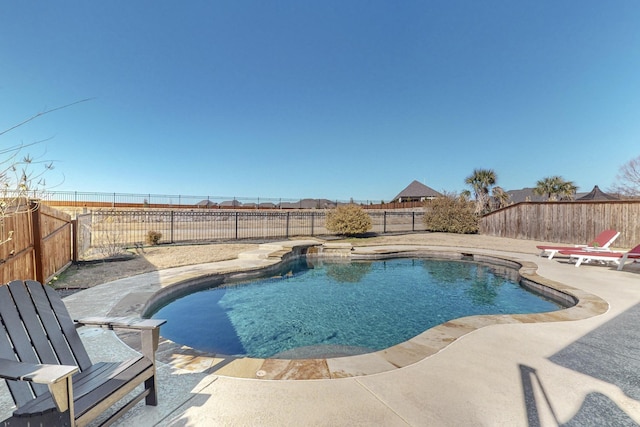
[[2, 239, 640, 426]]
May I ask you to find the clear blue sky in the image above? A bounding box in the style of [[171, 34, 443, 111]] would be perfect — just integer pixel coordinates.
[[2, 1, 639, 202]]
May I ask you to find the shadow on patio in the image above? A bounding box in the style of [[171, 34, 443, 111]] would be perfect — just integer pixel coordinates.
[[520, 302, 640, 426]]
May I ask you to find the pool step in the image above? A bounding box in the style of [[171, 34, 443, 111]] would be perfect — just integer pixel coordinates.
[[320, 243, 353, 257], [237, 248, 276, 260], [239, 240, 332, 260]]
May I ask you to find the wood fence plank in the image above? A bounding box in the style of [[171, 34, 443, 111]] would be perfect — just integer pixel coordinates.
[[1, 203, 72, 283], [481, 201, 640, 248]]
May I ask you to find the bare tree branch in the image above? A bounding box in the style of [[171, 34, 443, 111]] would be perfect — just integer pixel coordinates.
[[0, 98, 93, 137], [1, 98, 91, 220], [609, 155, 640, 197]]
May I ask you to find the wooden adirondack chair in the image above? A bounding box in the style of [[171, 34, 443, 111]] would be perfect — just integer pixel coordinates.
[[0, 280, 166, 427]]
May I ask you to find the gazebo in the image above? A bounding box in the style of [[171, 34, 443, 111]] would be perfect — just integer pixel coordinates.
[[576, 185, 619, 201]]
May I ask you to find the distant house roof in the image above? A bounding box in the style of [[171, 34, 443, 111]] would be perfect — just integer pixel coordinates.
[[576, 185, 619, 201], [219, 200, 242, 207], [196, 199, 217, 207], [504, 186, 618, 203], [280, 199, 336, 209], [279, 201, 298, 209], [505, 188, 547, 204], [392, 180, 441, 202], [302, 198, 336, 209]]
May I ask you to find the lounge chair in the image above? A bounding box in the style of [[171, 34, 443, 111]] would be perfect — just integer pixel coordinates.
[[559, 244, 640, 269], [536, 229, 620, 259], [0, 280, 166, 427]]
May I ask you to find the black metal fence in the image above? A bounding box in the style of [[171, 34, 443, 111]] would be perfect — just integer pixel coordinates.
[[83, 210, 426, 250]]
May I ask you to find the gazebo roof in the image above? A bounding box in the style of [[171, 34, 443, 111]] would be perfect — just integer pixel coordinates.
[[576, 185, 619, 201]]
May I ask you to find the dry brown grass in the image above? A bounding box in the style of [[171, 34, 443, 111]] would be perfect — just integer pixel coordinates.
[[52, 243, 258, 289]]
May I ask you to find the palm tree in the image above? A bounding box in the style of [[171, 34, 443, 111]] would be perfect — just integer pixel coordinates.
[[533, 176, 563, 201], [465, 168, 497, 214], [492, 186, 510, 209], [558, 180, 577, 200], [460, 190, 472, 201], [533, 176, 577, 201]]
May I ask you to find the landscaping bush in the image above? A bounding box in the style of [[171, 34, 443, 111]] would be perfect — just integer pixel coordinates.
[[325, 205, 372, 236], [146, 230, 162, 245], [423, 193, 478, 234]]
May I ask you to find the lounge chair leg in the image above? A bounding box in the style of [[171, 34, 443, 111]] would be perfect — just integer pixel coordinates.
[[617, 256, 629, 271]]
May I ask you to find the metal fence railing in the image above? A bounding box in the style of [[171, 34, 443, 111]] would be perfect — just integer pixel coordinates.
[[13, 190, 390, 209], [86, 210, 426, 251]]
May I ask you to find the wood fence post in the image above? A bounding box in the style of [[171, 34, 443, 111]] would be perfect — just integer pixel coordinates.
[[71, 219, 78, 262], [30, 201, 44, 284]]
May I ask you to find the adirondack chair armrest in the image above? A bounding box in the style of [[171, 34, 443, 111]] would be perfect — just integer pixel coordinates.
[[0, 358, 78, 413], [74, 316, 166, 330], [0, 358, 78, 384], [75, 317, 166, 359]]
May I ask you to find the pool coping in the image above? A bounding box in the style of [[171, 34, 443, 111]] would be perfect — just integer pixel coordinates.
[[108, 241, 609, 381]]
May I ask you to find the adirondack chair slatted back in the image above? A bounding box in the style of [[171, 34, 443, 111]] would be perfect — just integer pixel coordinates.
[[0, 280, 93, 408]]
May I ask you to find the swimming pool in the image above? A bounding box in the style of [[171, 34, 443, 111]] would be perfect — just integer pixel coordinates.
[[150, 257, 562, 359]]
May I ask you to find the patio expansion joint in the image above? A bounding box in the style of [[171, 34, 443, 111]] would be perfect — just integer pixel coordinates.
[[152, 375, 220, 427], [354, 377, 413, 426]]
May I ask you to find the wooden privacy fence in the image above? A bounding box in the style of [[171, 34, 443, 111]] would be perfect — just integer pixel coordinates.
[[0, 202, 73, 284], [480, 201, 640, 248]]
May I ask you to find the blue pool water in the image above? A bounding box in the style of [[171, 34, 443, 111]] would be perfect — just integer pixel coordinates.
[[151, 257, 561, 358]]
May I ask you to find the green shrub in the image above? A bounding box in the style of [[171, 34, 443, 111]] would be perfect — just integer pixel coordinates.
[[146, 230, 162, 245], [325, 205, 372, 236], [423, 193, 478, 234]]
